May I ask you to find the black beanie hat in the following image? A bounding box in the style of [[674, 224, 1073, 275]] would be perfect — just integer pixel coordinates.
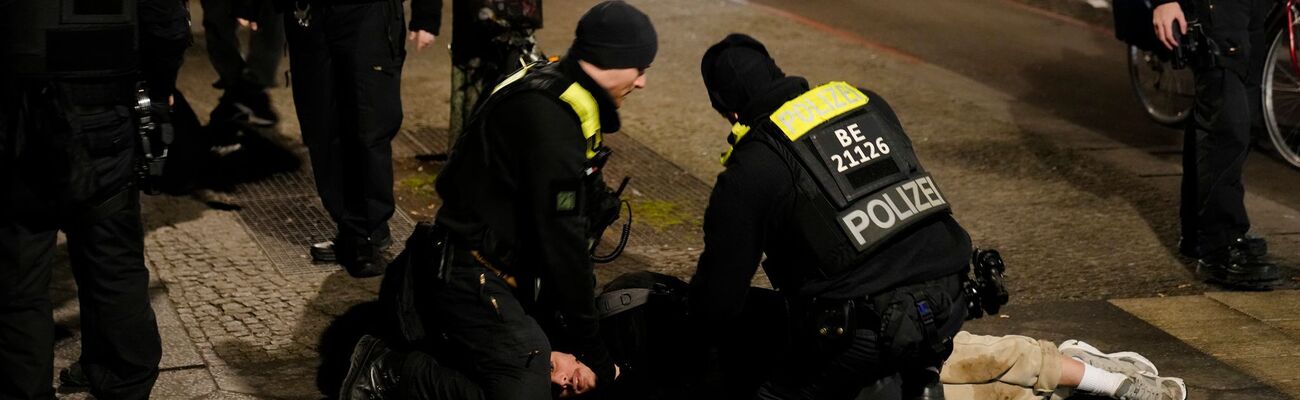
[[568, 1, 658, 69], [701, 34, 786, 116]]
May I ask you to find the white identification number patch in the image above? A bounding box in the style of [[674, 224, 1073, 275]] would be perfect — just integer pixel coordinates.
[[827, 123, 891, 173]]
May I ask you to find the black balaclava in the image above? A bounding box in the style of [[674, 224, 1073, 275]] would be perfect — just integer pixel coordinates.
[[700, 33, 786, 117]]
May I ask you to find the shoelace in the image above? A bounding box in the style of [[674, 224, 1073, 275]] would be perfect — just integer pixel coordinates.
[[1118, 377, 1167, 400]]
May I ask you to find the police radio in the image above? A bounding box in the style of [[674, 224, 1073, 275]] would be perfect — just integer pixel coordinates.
[[963, 248, 1010, 320], [132, 84, 171, 194]]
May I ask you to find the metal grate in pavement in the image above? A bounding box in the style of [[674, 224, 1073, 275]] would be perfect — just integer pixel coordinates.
[[230, 169, 319, 201], [236, 194, 415, 276]]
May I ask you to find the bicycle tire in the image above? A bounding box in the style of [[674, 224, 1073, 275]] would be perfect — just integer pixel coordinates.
[[1127, 45, 1194, 126], [1262, 23, 1300, 169]]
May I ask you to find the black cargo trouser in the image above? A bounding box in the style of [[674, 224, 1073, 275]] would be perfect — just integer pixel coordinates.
[[201, 0, 283, 91], [755, 273, 965, 400], [390, 249, 552, 400], [285, 0, 404, 242], [1181, 0, 1272, 257], [0, 85, 162, 400]]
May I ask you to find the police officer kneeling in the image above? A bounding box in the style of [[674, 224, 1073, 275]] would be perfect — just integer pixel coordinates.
[[690, 34, 971, 399], [336, 2, 656, 399]]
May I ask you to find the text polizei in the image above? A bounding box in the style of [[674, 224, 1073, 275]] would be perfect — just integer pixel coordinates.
[[837, 175, 948, 250]]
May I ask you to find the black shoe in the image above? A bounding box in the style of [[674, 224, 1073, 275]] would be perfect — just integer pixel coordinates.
[[339, 236, 392, 278], [232, 90, 278, 127], [339, 335, 400, 400], [1233, 234, 1268, 259], [311, 236, 392, 264], [58, 361, 89, 389], [1197, 248, 1280, 290], [1180, 234, 1268, 259], [311, 240, 339, 262]]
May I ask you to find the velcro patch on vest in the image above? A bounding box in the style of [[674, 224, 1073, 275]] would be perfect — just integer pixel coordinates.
[[838, 174, 949, 251], [769, 82, 869, 142]]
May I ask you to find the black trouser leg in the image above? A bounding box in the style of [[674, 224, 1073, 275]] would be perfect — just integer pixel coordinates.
[[286, 12, 348, 233], [202, 0, 283, 89], [329, 1, 402, 239], [425, 263, 551, 400], [1183, 0, 1269, 255], [202, 0, 245, 89], [287, 1, 401, 240], [66, 193, 161, 400], [0, 222, 58, 400], [395, 351, 486, 400], [246, 8, 285, 89]]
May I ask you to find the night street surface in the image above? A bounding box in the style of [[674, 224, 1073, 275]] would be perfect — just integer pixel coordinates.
[[42, 0, 1300, 398]]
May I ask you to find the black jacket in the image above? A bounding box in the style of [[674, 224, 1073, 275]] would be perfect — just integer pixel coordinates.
[[435, 58, 618, 385], [689, 76, 972, 340]]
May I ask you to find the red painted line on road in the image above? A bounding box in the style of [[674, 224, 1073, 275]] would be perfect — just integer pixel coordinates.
[[997, 0, 1115, 36], [734, 0, 926, 65]]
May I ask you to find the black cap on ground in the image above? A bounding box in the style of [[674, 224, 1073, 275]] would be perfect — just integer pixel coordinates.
[[700, 33, 785, 115], [568, 1, 658, 70]]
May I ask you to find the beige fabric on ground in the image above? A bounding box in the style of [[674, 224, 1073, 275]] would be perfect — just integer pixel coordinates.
[[940, 331, 1064, 400]]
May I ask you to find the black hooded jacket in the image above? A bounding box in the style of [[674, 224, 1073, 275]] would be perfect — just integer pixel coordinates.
[[689, 76, 972, 339]]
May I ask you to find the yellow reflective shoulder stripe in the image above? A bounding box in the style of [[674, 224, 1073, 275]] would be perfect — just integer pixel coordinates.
[[558, 83, 603, 160], [768, 81, 870, 142], [719, 123, 751, 166], [491, 63, 536, 95]]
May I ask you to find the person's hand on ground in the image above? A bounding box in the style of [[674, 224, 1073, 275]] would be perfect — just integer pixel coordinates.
[[550, 351, 597, 398]]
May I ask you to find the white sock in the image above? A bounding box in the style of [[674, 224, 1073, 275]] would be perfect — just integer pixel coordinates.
[[1075, 363, 1128, 397]]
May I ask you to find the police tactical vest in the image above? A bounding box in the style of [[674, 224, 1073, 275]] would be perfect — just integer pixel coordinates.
[[2, 0, 140, 79], [478, 61, 605, 161], [736, 82, 952, 279]]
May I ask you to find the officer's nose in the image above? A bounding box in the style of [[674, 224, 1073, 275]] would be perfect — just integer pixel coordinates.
[[634, 73, 647, 89]]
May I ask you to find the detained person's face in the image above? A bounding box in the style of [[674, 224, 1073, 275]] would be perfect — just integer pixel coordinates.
[[550, 351, 596, 398], [579, 60, 649, 108]]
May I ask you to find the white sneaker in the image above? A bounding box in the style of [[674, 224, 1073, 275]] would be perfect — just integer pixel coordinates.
[[1115, 372, 1187, 400], [1059, 339, 1159, 376]]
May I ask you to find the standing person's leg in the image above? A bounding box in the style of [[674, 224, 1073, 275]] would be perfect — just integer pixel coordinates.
[[1194, 0, 1252, 254], [247, 2, 286, 89], [1187, 0, 1277, 284], [201, 0, 245, 90], [66, 193, 161, 400], [327, 0, 404, 274], [285, 11, 350, 260], [236, 1, 286, 126], [0, 221, 58, 400]]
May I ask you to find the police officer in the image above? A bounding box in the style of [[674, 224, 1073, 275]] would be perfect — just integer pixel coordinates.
[[335, 2, 656, 398], [263, 0, 436, 277], [691, 34, 970, 399], [0, 0, 187, 396], [1153, 0, 1279, 289]]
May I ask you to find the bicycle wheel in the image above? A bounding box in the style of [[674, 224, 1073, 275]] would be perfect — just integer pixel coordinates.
[[1262, 25, 1300, 168], [1127, 45, 1195, 126]]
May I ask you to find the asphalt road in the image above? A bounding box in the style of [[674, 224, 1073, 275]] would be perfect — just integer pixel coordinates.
[[751, 0, 1300, 214]]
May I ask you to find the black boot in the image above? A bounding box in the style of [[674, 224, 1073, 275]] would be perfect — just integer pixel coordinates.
[[1197, 245, 1279, 290], [339, 236, 390, 278], [339, 335, 403, 400]]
